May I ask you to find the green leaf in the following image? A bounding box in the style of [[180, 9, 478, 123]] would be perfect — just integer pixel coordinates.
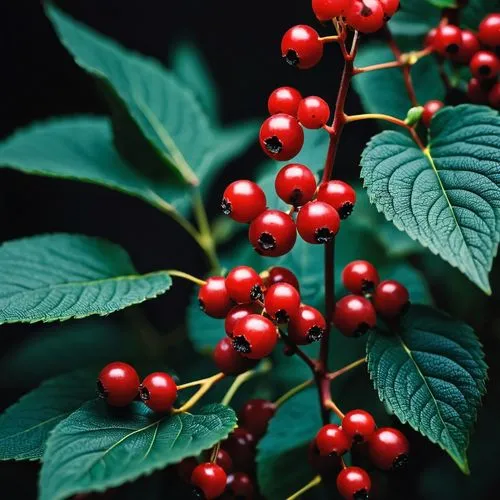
[[0, 370, 95, 461], [366, 304, 487, 473], [187, 293, 222, 354], [462, 0, 500, 30], [39, 401, 236, 500], [361, 104, 500, 293], [0, 233, 172, 324], [390, 0, 440, 37], [426, 0, 457, 8]]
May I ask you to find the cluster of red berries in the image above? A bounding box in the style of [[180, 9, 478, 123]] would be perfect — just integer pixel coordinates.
[[97, 362, 178, 413], [311, 410, 409, 499], [334, 260, 410, 337], [425, 13, 500, 108], [178, 398, 276, 499]]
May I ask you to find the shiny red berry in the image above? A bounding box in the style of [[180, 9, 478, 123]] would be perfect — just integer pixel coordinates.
[[342, 410, 377, 443], [191, 463, 227, 500], [434, 24, 463, 56], [288, 304, 326, 344], [345, 0, 385, 34], [421, 100, 444, 128], [297, 201, 340, 244], [139, 372, 177, 413], [379, 0, 400, 17], [239, 399, 276, 438], [315, 424, 351, 456], [275, 163, 317, 207], [232, 315, 278, 359], [333, 295, 377, 337], [213, 337, 258, 375], [372, 280, 410, 318], [226, 266, 264, 303], [478, 13, 500, 48], [177, 457, 198, 483], [225, 472, 255, 499], [225, 304, 259, 337], [424, 28, 437, 49], [281, 25, 324, 69], [489, 82, 500, 109], [264, 282, 301, 323], [337, 467, 371, 500], [312, 0, 349, 21], [97, 362, 140, 407], [452, 30, 480, 64], [222, 428, 256, 472], [467, 77, 491, 103], [470, 51, 499, 80], [342, 260, 380, 295], [265, 266, 300, 292], [221, 180, 267, 223], [259, 114, 304, 161], [297, 96, 330, 129], [268, 87, 303, 117], [214, 449, 233, 474], [369, 427, 410, 470], [198, 277, 233, 319], [316, 180, 356, 219], [248, 209, 297, 257]]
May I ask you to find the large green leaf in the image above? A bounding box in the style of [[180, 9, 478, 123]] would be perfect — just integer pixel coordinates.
[[361, 105, 500, 293], [0, 370, 95, 461], [367, 304, 487, 473], [389, 0, 440, 37], [426, 0, 456, 8], [462, 0, 500, 30], [0, 233, 172, 324], [39, 401, 236, 500]]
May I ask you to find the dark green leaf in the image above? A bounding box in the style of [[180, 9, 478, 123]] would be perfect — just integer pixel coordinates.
[[390, 0, 440, 37], [187, 294, 223, 354], [426, 0, 457, 8], [462, 0, 500, 31], [367, 304, 487, 473]]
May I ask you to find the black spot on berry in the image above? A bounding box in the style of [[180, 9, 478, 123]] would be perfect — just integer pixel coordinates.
[[446, 43, 460, 54], [479, 64, 492, 76], [96, 380, 107, 399], [264, 136, 283, 154], [354, 322, 372, 337], [290, 189, 303, 206], [393, 453, 409, 470], [258, 232, 277, 251], [360, 2, 373, 17], [275, 309, 289, 323], [315, 227, 335, 244], [284, 49, 299, 67], [338, 202, 354, 220], [352, 433, 365, 444], [233, 335, 251, 354], [221, 197, 232, 215], [354, 489, 369, 500], [361, 279, 375, 295], [307, 326, 324, 343], [139, 386, 150, 402], [250, 284, 264, 301]]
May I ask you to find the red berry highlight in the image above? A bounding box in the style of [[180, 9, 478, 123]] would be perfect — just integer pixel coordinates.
[[345, 0, 385, 34], [139, 372, 177, 413], [342, 260, 380, 295], [268, 87, 303, 117], [316, 180, 356, 219], [297, 96, 330, 129], [421, 100, 444, 128], [342, 410, 377, 443], [226, 266, 264, 304], [434, 24, 463, 56], [373, 280, 410, 318], [288, 304, 326, 344], [281, 25, 324, 69], [336, 466, 371, 500], [264, 282, 301, 323], [275, 163, 317, 207], [232, 314, 278, 359], [369, 427, 410, 470], [315, 424, 351, 456], [221, 180, 267, 223], [97, 362, 140, 407], [478, 13, 500, 48], [259, 114, 304, 161], [312, 0, 349, 21], [198, 277, 233, 319], [213, 337, 258, 375], [239, 399, 276, 438], [333, 295, 377, 337], [191, 463, 227, 500], [296, 201, 341, 244]]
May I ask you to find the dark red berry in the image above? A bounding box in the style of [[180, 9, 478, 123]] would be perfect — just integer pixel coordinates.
[[281, 25, 323, 69], [225, 304, 259, 337], [379, 0, 400, 18], [222, 428, 256, 472], [489, 82, 500, 108], [342, 260, 380, 295], [369, 427, 410, 470], [315, 424, 351, 456], [198, 277, 233, 319], [342, 410, 377, 443], [275, 163, 317, 206], [421, 100, 444, 128], [213, 337, 258, 375], [312, 0, 349, 21], [288, 304, 326, 344], [337, 466, 371, 500], [225, 472, 255, 499], [259, 114, 304, 161], [434, 24, 463, 56], [297, 201, 340, 244], [452, 30, 480, 64], [470, 51, 499, 80], [214, 449, 233, 474], [264, 282, 301, 323], [308, 441, 342, 475], [297, 96, 330, 129], [265, 266, 300, 292], [239, 399, 276, 438], [226, 266, 264, 303], [333, 295, 377, 337], [191, 463, 227, 500], [467, 77, 491, 103], [97, 362, 139, 407], [177, 457, 198, 483], [221, 180, 267, 223], [316, 180, 356, 219], [232, 315, 278, 359], [268, 87, 303, 117], [424, 28, 437, 50], [479, 13, 500, 48], [139, 372, 177, 413], [372, 280, 410, 318], [248, 209, 297, 257], [345, 0, 385, 34]]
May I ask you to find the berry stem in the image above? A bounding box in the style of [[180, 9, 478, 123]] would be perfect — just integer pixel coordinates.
[[209, 442, 221, 463], [167, 270, 207, 286], [173, 372, 226, 413], [274, 379, 314, 408], [353, 47, 433, 75], [327, 357, 367, 380], [324, 398, 345, 420], [319, 35, 340, 43], [286, 475, 322, 500], [177, 372, 224, 390], [279, 328, 318, 371]]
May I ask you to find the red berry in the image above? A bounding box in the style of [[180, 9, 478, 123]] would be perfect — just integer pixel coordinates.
[[239, 399, 276, 438], [259, 114, 304, 161], [264, 282, 301, 323], [421, 100, 444, 128], [275, 163, 317, 207], [198, 277, 233, 319], [139, 372, 177, 413], [316, 180, 356, 219], [342, 260, 380, 295], [308, 441, 342, 475], [232, 314, 278, 359], [268, 87, 303, 117], [225, 304, 259, 337], [333, 295, 377, 337], [248, 209, 297, 257], [296, 201, 340, 244], [489, 82, 500, 109], [222, 428, 256, 472], [478, 13, 500, 48], [369, 427, 410, 470], [221, 180, 267, 223], [213, 337, 258, 375], [372, 280, 410, 318], [281, 25, 324, 69], [97, 362, 139, 407], [470, 51, 499, 80], [342, 410, 377, 443], [424, 28, 437, 49], [467, 77, 491, 104], [312, 0, 349, 21], [225, 472, 255, 499], [345, 0, 385, 34], [297, 96, 330, 129], [214, 449, 233, 474], [288, 304, 326, 344], [226, 266, 264, 303], [379, 0, 400, 18], [265, 266, 300, 292], [191, 463, 227, 500], [434, 24, 463, 56], [315, 424, 351, 456], [337, 467, 371, 500], [452, 30, 480, 64], [177, 457, 198, 483]]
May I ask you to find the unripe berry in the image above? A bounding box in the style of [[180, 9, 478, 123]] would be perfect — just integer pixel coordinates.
[[198, 277, 233, 319], [232, 314, 278, 359], [268, 86, 303, 117], [281, 25, 324, 69], [333, 295, 377, 337], [221, 180, 267, 223], [275, 163, 317, 207], [297, 96, 330, 129], [288, 304, 326, 344], [316, 180, 356, 219], [259, 114, 304, 161], [296, 201, 341, 244], [368, 427, 410, 470]]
